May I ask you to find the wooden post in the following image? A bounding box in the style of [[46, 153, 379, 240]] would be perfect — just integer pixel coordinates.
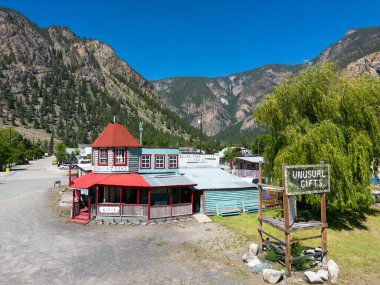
[[119, 187, 122, 218], [170, 189, 173, 220], [282, 163, 291, 276], [258, 161, 263, 252], [191, 188, 194, 214], [71, 189, 75, 219], [147, 189, 151, 222], [95, 186, 98, 216], [321, 192, 327, 264], [87, 190, 91, 220]]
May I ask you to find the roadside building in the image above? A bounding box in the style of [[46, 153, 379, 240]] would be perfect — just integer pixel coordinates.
[[231, 156, 264, 180], [69, 122, 195, 224], [180, 167, 258, 215]]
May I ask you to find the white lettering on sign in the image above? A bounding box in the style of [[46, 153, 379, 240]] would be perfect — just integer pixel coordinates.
[[99, 206, 120, 214], [292, 169, 326, 189], [92, 166, 129, 172]]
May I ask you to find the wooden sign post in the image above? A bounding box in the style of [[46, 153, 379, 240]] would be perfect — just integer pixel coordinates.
[[258, 162, 330, 276]]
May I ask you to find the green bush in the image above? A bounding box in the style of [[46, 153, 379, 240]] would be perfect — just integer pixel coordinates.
[[264, 248, 279, 262]]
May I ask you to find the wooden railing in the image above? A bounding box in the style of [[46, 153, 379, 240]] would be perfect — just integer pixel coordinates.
[[122, 204, 148, 216], [172, 203, 192, 216], [150, 205, 171, 219], [232, 169, 259, 178]]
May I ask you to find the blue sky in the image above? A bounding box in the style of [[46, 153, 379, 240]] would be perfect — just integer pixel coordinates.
[[2, 0, 380, 80]]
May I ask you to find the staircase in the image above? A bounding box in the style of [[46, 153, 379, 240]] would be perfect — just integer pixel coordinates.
[[69, 212, 90, 225]]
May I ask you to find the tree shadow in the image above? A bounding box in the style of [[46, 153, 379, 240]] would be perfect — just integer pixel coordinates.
[[297, 206, 380, 231]]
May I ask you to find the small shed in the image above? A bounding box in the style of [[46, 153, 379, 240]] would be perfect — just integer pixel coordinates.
[[180, 168, 258, 215]]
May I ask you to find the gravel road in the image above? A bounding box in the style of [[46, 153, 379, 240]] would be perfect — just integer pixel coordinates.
[[0, 157, 256, 285]]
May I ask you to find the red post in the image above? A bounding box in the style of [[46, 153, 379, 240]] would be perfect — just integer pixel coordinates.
[[120, 187, 122, 218], [95, 186, 98, 216], [87, 190, 91, 219], [147, 189, 151, 221], [170, 190, 173, 220], [71, 189, 75, 219]]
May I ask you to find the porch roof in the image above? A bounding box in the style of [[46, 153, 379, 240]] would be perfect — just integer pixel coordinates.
[[141, 174, 196, 188], [69, 172, 150, 189]]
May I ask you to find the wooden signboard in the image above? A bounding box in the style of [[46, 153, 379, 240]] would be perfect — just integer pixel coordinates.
[[284, 164, 330, 195]]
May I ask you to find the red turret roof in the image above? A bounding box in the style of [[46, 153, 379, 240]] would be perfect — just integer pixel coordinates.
[[91, 122, 140, 147]]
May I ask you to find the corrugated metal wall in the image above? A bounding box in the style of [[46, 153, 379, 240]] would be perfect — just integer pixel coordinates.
[[204, 188, 258, 215], [128, 148, 139, 172]]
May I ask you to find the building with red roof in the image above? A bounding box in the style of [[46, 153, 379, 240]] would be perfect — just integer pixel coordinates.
[[69, 122, 196, 225]]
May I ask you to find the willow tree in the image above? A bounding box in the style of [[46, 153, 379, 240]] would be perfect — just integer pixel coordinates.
[[254, 63, 380, 212]]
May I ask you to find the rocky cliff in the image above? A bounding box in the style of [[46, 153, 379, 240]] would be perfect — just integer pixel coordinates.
[[0, 8, 199, 145], [154, 27, 380, 139]]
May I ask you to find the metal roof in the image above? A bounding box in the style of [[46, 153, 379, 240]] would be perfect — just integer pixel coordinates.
[[141, 174, 196, 188], [180, 168, 257, 190], [235, 156, 264, 163]]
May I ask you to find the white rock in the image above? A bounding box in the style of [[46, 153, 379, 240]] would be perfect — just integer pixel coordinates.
[[314, 247, 322, 252], [317, 269, 329, 281], [249, 243, 259, 256], [304, 271, 323, 284], [242, 253, 248, 263], [328, 260, 339, 283], [246, 256, 262, 268], [262, 269, 283, 284], [306, 249, 315, 255]]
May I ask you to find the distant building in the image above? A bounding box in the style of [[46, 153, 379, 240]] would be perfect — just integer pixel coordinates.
[[231, 156, 264, 179]]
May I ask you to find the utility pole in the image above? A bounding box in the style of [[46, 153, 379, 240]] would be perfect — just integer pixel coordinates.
[[139, 122, 143, 146], [196, 113, 203, 145]]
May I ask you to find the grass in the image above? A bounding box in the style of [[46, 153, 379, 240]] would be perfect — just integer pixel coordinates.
[[212, 206, 380, 284]]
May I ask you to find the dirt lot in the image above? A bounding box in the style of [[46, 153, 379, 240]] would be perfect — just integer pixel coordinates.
[[0, 157, 272, 285]]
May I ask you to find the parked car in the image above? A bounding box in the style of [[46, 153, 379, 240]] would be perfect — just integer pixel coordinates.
[[59, 164, 71, 170]]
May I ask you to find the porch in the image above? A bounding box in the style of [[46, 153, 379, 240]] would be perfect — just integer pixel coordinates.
[[72, 186, 194, 222]]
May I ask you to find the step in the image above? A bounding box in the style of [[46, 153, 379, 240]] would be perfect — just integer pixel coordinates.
[[69, 218, 89, 225], [74, 214, 90, 221]]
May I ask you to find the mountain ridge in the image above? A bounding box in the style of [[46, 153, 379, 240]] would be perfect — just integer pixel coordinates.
[[153, 26, 380, 138]]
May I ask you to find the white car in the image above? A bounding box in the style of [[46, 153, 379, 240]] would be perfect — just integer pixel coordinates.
[[59, 164, 71, 170]]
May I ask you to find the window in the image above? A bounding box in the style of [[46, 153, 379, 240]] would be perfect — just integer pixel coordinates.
[[169, 155, 178, 169], [115, 148, 126, 165], [99, 148, 107, 165], [155, 154, 165, 169], [140, 154, 151, 169]]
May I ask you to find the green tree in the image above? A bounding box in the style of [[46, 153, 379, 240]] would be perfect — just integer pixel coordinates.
[[254, 63, 379, 212], [54, 142, 66, 163]]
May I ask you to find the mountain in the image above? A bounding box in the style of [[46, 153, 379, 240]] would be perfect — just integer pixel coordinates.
[[0, 8, 200, 147], [153, 27, 380, 139]]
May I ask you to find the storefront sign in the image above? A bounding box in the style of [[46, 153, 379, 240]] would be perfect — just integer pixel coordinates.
[[285, 164, 330, 195], [99, 206, 120, 214], [92, 166, 129, 172]]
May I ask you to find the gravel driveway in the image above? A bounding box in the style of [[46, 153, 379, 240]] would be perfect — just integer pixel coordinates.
[[0, 157, 258, 285]]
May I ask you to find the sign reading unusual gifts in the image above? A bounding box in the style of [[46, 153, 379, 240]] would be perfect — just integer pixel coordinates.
[[284, 164, 330, 195]]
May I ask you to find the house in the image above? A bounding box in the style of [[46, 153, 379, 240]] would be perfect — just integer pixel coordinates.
[[69, 122, 196, 224], [231, 156, 264, 179], [180, 168, 258, 215]]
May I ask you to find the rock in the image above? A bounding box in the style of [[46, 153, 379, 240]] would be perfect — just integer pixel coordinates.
[[249, 243, 259, 256], [141, 222, 147, 226], [187, 218, 192, 221], [150, 222, 157, 225], [306, 249, 315, 255], [328, 260, 339, 283], [165, 220, 171, 224], [304, 271, 323, 284], [252, 263, 273, 273], [173, 220, 178, 223], [317, 269, 329, 281], [242, 253, 248, 263], [314, 247, 322, 252], [119, 222, 125, 225], [246, 256, 262, 269], [262, 269, 283, 284]]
